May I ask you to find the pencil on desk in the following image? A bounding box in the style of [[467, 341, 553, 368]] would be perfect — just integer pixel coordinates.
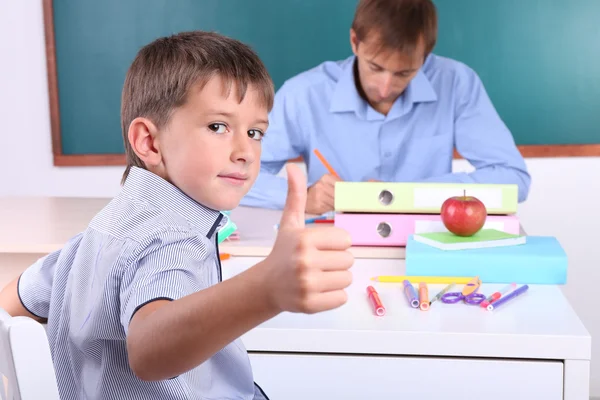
[[313, 149, 341, 180], [430, 283, 454, 305], [371, 276, 473, 284]]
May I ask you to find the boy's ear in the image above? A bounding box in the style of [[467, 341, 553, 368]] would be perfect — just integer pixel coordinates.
[[127, 117, 163, 168]]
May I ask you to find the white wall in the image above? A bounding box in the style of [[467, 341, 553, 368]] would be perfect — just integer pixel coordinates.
[[0, 1, 124, 198], [2, 1, 600, 396]]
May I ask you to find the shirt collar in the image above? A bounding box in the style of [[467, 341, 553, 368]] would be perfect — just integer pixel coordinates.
[[122, 167, 224, 239], [403, 55, 438, 104], [329, 55, 438, 119], [329, 56, 367, 118]]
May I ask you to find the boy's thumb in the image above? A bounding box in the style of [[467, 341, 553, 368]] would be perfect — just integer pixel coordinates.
[[278, 163, 307, 230]]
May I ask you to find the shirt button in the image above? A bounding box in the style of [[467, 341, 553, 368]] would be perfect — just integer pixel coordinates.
[[384, 151, 392, 158]]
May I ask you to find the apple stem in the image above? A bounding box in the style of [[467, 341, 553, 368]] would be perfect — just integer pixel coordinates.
[[463, 189, 466, 200]]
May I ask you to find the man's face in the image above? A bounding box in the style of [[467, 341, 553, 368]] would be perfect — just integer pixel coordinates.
[[350, 29, 426, 115]]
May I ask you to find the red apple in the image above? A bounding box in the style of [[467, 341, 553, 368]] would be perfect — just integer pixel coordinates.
[[440, 190, 487, 236]]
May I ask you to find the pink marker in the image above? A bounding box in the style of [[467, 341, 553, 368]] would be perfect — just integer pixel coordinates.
[[367, 286, 385, 316], [480, 283, 517, 308]]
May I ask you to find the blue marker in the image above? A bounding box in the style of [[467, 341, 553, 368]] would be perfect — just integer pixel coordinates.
[[487, 285, 529, 311], [273, 214, 329, 231], [403, 280, 420, 308]]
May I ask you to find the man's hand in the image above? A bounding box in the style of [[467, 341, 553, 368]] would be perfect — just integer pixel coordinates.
[[263, 164, 354, 314], [306, 174, 342, 215]]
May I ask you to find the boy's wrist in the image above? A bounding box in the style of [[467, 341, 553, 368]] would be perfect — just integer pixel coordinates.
[[240, 259, 282, 317]]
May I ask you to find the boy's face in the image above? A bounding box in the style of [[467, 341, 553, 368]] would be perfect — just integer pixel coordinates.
[[157, 76, 268, 211]]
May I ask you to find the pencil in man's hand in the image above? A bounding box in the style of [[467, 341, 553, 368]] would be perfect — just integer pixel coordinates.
[[313, 149, 341, 180]]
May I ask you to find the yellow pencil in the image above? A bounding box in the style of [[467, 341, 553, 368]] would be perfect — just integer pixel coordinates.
[[370, 276, 473, 284]]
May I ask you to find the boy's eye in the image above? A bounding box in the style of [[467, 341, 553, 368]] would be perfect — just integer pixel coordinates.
[[208, 123, 227, 134], [248, 129, 264, 141]]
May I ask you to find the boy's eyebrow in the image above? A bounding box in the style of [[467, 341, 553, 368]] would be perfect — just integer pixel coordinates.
[[205, 110, 269, 127]]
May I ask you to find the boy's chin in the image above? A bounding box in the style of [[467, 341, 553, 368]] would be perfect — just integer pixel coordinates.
[[207, 194, 245, 212], [215, 199, 241, 212], [199, 184, 253, 211]]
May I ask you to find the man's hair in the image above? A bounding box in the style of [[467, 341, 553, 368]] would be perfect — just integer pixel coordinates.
[[351, 0, 437, 56], [120, 31, 274, 183]]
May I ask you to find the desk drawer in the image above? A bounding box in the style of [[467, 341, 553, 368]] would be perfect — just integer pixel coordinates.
[[249, 353, 563, 400]]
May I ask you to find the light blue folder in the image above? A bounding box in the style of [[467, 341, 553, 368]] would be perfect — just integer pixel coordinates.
[[405, 235, 567, 284]]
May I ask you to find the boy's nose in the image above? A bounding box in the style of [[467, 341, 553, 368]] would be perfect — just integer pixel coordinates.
[[231, 137, 255, 164]]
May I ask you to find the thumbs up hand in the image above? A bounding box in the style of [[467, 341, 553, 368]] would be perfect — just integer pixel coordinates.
[[262, 163, 354, 314]]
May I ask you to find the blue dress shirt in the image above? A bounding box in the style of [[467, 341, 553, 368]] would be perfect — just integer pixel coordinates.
[[241, 54, 530, 209]]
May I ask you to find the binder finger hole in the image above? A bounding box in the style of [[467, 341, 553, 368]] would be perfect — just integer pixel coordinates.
[[377, 222, 392, 238], [378, 189, 394, 206]]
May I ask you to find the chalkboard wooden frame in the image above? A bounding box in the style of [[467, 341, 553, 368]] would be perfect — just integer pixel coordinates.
[[43, 0, 600, 167], [44, 0, 125, 166]]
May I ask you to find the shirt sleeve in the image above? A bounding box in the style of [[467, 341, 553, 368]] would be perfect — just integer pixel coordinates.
[[241, 81, 307, 210], [18, 249, 62, 319], [424, 66, 532, 202], [119, 235, 214, 332]]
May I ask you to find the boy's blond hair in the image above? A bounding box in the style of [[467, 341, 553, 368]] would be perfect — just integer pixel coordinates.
[[120, 31, 274, 183]]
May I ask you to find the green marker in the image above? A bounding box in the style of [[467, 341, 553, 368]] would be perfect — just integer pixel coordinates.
[[429, 283, 455, 305], [217, 213, 237, 244]]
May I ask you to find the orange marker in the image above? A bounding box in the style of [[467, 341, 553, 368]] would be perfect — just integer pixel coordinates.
[[313, 149, 341, 180], [367, 286, 385, 316], [219, 253, 231, 261], [419, 282, 430, 311]]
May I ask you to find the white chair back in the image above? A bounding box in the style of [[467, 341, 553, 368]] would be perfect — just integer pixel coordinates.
[[0, 309, 59, 400]]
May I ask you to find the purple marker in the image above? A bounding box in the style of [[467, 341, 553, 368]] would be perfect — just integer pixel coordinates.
[[487, 285, 529, 311], [403, 280, 420, 308]]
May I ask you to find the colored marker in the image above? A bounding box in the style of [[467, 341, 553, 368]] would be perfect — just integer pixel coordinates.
[[462, 276, 481, 296], [487, 285, 529, 311], [430, 283, 455, 305], [480, 283, 517, 308], [367, 286, 385, 316], [219, 253, 231, 261], [418, 282, 429, 311], [372, 276, 473, 285], [274, 215, 328, 230], [305, 216, 329, 224], [313, 149, 341, 180], [403, 280, 419, 308]]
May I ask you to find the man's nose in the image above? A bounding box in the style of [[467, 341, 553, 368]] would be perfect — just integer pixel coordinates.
[[378, 76, 393, 98]]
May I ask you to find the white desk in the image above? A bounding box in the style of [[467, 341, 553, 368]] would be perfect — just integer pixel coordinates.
[[225, 257, 591, 399], [0, 196, 592, 399]]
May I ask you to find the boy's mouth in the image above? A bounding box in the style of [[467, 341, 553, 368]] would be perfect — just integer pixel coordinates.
[[218, 173, 248, 186]]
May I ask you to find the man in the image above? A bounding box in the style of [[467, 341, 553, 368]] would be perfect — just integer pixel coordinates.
[[241, 0, 531, 214]]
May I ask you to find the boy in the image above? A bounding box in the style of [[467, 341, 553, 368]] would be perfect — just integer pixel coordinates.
[[0, 31, 354, 399]]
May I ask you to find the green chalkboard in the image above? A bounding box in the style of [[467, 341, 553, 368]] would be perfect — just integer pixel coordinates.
[[45, 0, 600, 165]]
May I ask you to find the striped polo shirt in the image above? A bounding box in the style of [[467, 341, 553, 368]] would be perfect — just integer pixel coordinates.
[[18, 167, 268, 400]]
